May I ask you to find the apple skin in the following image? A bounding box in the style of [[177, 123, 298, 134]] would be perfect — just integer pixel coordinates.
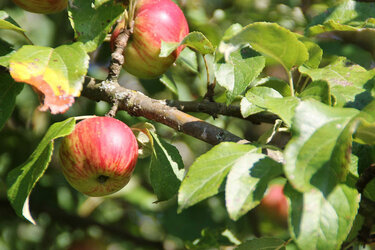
[[111, 0, 189, 79], [259, 184, 288, 225], [59, 117, 138, 197], [12, 0, 68, 14]]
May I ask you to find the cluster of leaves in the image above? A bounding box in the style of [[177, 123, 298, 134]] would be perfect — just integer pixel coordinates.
[[2, 0, 375, 249]]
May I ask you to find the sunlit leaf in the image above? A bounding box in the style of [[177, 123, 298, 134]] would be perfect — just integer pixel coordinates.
[[178, 143, 258, 212], [285, 179, 360, 250], [150, 132, 184, 202], [9, 43, 89, 114], [6, 118, 76, 224], [285, 100, 359, 192], [68, 0, 124, 52], [227, 22, 309, 70]]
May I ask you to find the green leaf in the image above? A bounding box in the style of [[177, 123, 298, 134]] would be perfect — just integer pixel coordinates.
[[9, 43, 89, 114], [284, 100, 359, 192], [6, 118, 76, 224], [298, 80, 331, 105], [68, 0, 124, 52], [150, 132, 184, 202], [242, 87, 300, 127], [160, 73, 178, 96], [299, 57, 375, 107], [178, 142, 258, 212], [225, 153, 283, 221], [0, 73, 23, 131], [296, 35, 323, 69], [0, 39, 14, 67], [176, 47, 198, 73], [227, 22, 309, 70], [285, 180, 360, 250], [255, 77, 291, 97], [0, 11, 31, 44], [307, 0, 375, 36], [353, 101, 375, 145], [160, 31, 215, 57], [236, 237, 286, 250], [241, 87, 282, 118], [215, 46, 266, 104]]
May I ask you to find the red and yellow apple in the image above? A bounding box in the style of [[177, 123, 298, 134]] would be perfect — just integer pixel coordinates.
[[259, 184, 288, 225], [12, 0, 68, 14], [111, 0, 189, 79], [59, 117, 138, 197]]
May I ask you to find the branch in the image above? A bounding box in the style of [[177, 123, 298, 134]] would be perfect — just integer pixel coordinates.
[[166, 100, 278, 124], [82, 79, 245, 145]]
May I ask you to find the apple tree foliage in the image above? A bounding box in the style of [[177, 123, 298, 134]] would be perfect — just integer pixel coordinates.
[[1, 0, 375, 249]]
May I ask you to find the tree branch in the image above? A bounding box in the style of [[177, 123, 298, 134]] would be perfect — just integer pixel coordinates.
[[166, 99, 278, 124], [82, 78, 246, 145]]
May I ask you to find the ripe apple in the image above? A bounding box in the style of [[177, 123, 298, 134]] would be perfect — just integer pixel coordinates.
[[258, 184, 288, 225], [12, 0, 68, 14], [111, 0, 189, 79], [59, 117, 138, 197]]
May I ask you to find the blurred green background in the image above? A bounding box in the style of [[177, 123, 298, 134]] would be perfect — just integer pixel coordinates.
[[1, 0, 373, 249]]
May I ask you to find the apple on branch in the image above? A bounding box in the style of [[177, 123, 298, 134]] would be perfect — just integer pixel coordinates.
[[59, 117, 139, 197], [12, 0, 68, 14], [111, 0, 189, 79]]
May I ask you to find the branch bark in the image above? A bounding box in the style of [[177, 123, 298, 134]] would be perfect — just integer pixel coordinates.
[[82, 78, 246, 145]]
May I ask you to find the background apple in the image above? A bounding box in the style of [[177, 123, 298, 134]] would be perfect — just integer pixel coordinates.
[[12, 0, 68, 14], [59, 116, 138, 197], [258, 184, 288, 226], [111, 0, 189, 79]]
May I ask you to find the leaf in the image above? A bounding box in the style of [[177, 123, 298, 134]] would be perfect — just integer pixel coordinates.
[[0, 39, 14, 67], [351, 101, 375, 145], [241, 87, 282, 118], [9, 43, 89, 114], [298, 80, 331, 105], [215, 46, 266, 104], [284, 100, 359, 192], [299, 57, 375, 107], [160, 73, 178, 96], [68, 0, 124, 52], [225, 153, 283, 221], [227, 22, 309, 70], [0, 11, 31, 43], [150, 132, 184, 202], [0, 73, 24, 131], [160, 31, 215, 57], [176, 47, 198, 73], [296, 35, 323, 69], [242, 87, 300, 127], [178, 143, 258, 212], [6, 118, 76, 224], [307, 0, 375, 36], [255, 77, 291, 97], [236, 237, 286, 250], [285, 180, 360, 250], [258, 119, 283, 145]]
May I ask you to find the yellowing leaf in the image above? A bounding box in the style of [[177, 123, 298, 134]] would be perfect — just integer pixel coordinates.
[[9, 43, 89, 114]]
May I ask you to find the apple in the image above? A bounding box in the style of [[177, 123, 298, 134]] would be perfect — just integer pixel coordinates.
[[111, 0, 189, 79], [258, 184, 288, 225], [59, 117, 138, 197], [12, 0, 68, 14]]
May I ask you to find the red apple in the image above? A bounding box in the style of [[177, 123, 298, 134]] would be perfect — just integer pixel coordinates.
[[59, 117, 138, 197], [12, 0, 68, 14], [259, 184, 288, 225], [111, 0, 189, 79]]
